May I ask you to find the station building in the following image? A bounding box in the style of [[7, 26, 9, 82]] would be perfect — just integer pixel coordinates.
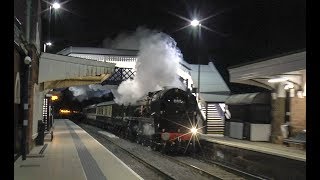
[[227, 50, 306, 144]]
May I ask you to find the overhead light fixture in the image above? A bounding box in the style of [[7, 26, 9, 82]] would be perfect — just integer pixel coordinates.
[[268, 77, 288, 83], [297, 90, 304, 98], [46, 42, 52, 46], [284, 83, 294, 90]]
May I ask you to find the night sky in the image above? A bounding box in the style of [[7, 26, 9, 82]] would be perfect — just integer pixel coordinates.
[[42, 0, 305, 67], [42, 0, 305, 109]]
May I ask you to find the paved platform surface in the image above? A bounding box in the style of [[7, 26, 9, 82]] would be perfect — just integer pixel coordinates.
[[200, 134, 306, 162], [14, 119, 143, 180]]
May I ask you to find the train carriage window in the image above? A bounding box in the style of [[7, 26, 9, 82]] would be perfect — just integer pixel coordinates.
[[108, 106, 112, 117], [100, 107, 104, 115], [103, 105, 112, 117], [103, 106, 106, 115]]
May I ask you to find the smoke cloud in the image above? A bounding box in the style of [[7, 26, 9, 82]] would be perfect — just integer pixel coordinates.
[[107, 27, 185, 105], [68, 84, 111, 102], [103, 27, 154, 50]]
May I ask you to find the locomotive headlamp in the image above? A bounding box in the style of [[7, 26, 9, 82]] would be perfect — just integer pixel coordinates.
[[190, 127, 198, 135], [51, 95, 58, 101], [161, 133, 170, 141]]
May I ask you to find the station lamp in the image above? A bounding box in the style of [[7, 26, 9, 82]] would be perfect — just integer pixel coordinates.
[[268, 77, 288, 83], [51, 95, 59, 101]]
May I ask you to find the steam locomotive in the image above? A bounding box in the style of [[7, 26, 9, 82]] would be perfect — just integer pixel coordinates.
[[83, 87, 203, 154]]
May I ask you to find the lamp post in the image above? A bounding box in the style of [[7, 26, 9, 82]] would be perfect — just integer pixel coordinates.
[[44, 2, 60, 52], [21, 55, 32, 160], [191, 19, 201, 155], [21, 0, 33, 161], [191, 20, 201, 102]]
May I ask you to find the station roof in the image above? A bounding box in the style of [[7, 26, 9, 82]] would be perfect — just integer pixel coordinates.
[[228, 50, 306, 92], [225, 92, 271, 105], [57, 47, 138, 56], [96, 101, 116, 107]]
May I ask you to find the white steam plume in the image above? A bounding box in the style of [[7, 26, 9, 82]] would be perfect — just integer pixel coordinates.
[[68, 84, 111, 102], [111, 27, 185, 105], [103, 27, 154, 50]]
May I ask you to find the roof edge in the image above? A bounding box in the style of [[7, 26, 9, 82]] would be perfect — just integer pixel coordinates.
[[57, 46, 139, 56], [228, 49, 306, 69]]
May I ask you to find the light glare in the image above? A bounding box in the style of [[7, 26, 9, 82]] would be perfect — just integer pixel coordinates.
[[191, 127, 198, 134], [191, 19, 200, 27], [51, 95, 58, 101], [52, 2, 61, 9], [60, 109, 70, 114]]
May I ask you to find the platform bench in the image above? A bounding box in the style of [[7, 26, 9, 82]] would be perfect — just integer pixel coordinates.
[[283, 132, 306, 149]]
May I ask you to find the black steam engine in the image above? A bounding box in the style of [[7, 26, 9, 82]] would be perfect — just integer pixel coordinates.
[[83, 88, 202, 154]]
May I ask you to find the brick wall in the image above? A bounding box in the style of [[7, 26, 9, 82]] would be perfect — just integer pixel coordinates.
[[290, 97, 306, 135], [14, 48, 22, 153], [27, 45, 40, 151]]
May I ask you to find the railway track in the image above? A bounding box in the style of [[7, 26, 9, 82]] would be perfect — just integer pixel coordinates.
[[82, 124, 174, 180], [196, 157, 269, 180], [162, 155, 244, 180], [80, 123, 253, 179]]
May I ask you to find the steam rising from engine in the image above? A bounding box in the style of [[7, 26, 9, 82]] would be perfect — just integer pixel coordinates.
[[70, 27, 186, 103], [105, 27, 185, 105]]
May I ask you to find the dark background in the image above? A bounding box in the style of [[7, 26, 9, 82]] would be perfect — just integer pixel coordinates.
[[41, 0, 305, 68]]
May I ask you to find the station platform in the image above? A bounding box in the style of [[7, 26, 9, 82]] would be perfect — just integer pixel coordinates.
[[14, 119, 142, 180], [199, 134, 306, 179], [200, 134, 306, 162]]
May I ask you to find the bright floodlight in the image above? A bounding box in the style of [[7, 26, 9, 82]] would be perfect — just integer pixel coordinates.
[[52, 2, 61, 9], [191, 19, 200, 27], [191, 127, 198, 134], [46, 42, 52, 46], [268, 77, 287, 83]]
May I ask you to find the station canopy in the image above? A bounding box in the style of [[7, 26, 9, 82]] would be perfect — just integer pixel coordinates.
[[225, 92, 271, 105], [38, 53, 115, 90], [228, 50, 306, 92]]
